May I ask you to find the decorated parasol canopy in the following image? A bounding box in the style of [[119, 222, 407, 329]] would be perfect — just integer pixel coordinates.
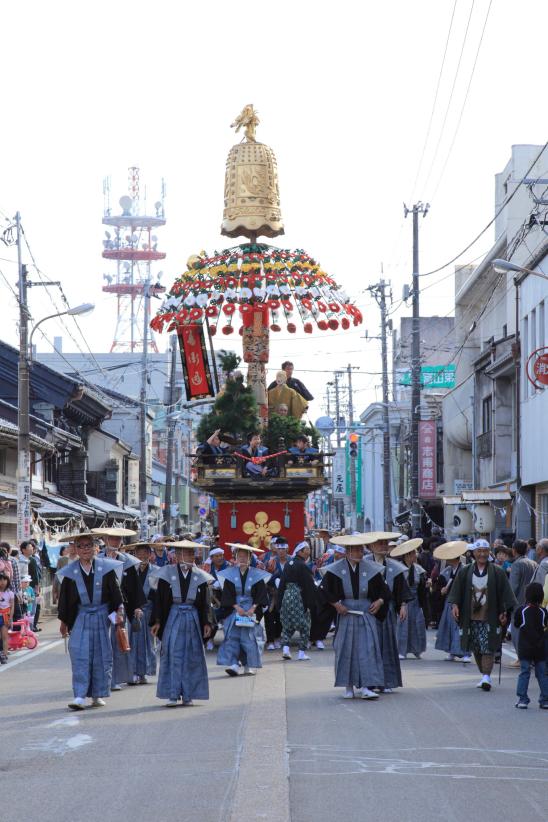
[[151, 105, 363, 419], [151, 243, 363, 338]]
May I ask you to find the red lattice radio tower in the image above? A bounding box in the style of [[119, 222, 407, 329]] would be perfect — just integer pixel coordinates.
[[102, 167, 166, 352]]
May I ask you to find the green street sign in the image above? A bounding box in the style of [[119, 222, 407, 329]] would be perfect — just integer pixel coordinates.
[[399, 364, 456, 389]]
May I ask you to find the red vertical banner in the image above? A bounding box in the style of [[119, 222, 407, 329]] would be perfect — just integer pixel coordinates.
[[178, 324, 214, 400], [418, 420, 437, 498]]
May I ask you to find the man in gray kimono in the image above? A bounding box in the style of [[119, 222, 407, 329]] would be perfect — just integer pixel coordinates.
[[92, 527, 146, 690], [367, 532, 413, 692], [57, 532, 124, 710], [321, 534, 391, 700], [151, 540, 213, 707]]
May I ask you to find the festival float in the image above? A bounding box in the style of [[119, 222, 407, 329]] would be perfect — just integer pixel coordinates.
[[151, 105, 363, 551]]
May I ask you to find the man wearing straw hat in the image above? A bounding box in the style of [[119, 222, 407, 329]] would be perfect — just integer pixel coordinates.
[[433, 541, 471, 663], [367, 532, 413, 692], [57, 532, 124, 710], [216, 543, 270, 676], [389, 538, 428, 660], [151, 540, 213, 707], [321, 534, 390, 699], [449, 539, 516, 691], [124, 541, 161, 685], [92, 527, 146, 691]]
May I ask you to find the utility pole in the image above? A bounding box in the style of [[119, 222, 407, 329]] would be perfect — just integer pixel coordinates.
[[139, 278, 150, 539], [368, 279, 393, 530], [347, 363, 357, 531], [163, 334, 178, 535], [404, 201, 429, 536], [16, 213, 32, 542]]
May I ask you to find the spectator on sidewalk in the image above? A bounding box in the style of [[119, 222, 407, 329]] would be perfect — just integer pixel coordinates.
[[532, 539, 548, 588], [5, 546, 22, 620], [0, 572, 15, 663], [22, 542, 42, 632], [514, 583, 548, 710], [509, 539, 538, 666], [20, 575, 35, 618]]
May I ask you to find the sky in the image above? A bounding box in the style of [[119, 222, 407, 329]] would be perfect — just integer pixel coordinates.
[[1, 0, 547, 423]]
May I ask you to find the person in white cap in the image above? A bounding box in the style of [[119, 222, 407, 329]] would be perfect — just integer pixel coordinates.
[[433, 541, 471, 663], [390, 539, 428, 660], [449, 539, 516, 691], [279, 540, 317, 661], [151, 540, 213, 707], [216, 544, 270, 676], [321, 534, 391, 699], [57, 533, 124, 710]]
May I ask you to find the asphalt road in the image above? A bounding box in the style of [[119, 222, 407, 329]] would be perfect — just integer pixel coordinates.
[[1, 619, 546, 822]]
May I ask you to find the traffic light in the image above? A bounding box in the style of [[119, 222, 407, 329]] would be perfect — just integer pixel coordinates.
[[349, 432, 359, 458]]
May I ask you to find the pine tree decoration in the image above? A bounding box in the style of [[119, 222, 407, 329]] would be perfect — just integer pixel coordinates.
[[265, 413, 319, 453], [196, 372, 259, 444]]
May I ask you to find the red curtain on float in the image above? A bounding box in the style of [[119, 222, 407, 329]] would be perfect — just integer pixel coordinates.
[[217, 499, 305, 558]]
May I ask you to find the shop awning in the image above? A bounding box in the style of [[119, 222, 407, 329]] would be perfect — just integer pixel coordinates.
[[443, 490, 512, 505]]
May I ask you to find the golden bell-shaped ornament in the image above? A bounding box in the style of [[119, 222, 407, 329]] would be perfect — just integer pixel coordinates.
[[221, 105, 284, 240]]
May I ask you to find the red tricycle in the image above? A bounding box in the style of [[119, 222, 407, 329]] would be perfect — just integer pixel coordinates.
[[8, 615, 38, 651]]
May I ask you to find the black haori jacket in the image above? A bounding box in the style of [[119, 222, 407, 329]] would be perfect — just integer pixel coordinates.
[[448, 562, 517, 652]]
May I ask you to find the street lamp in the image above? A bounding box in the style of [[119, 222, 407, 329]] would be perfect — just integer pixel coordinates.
[[492, 258, 548, 282], [17, 302, 95, 542], [29, 303, 95, 359]]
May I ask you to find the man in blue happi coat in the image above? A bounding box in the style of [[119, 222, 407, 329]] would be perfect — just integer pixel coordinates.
[[58, 532, 124, 711], [151, 540, 213, 707]]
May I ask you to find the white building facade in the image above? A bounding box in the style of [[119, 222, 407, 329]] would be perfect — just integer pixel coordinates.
[[442, 144, 548, 539]]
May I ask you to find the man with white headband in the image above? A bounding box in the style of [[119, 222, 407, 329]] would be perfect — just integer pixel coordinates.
[[264, 536, 289, 651], [217, 544, 270, 676], [278, 540, 317, 661], [151, 540, 213, 707], [321, 534, 391, 699], [449, 538, 516, 691]]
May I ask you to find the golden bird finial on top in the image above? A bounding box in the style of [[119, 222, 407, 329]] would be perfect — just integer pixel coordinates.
[[230, 104, 260, 143]]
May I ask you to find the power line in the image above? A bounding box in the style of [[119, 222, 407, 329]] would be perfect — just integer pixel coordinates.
[[410, 0, 458, 200], [421, 0, 477, 194], [21, 227, 108, 378], [430, 0, 494, 201], [420, 140, 548, 277]]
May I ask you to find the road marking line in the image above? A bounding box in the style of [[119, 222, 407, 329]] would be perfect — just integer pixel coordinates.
[[0, 639, 64, 673], [227, 661, 290, 822]]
